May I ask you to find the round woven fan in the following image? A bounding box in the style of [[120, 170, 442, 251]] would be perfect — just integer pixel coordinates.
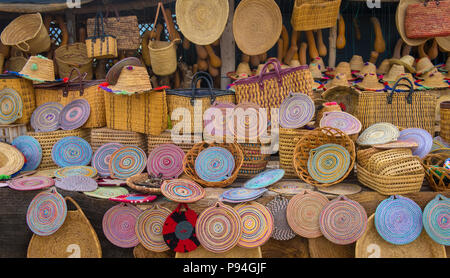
[[55, 175, 98, 192], [307, 144, 351, 184], [0, 142, 25, 176], [147, 144, 185, 179], [194, 146, 235, 182], [12, 136, 42, 171], [26, 188, 67, 236], [54, 166, 97, 179], [356, 123, 400, 146], [30, 102, 63, 132], [84, 187, 129, 200], [269, 181, 315, 195], [319, 196, 368, 245], [51, 136, 93, 167], [195, 202, 242, 253], [287, 190, 330, 239], [236, 202, 273, 248], [320, 111, 362, 136], [58, 99, 90, 130], [102, 204, 142, 248], [204, 102, 236, 138], [135, 205, 171, 252], [375, 195, 423, 245], [92, 143, 124, 177], [398, 128, 433, 159], [9, 176, 54, 191], [266, 195, 296, 241], [109, 146, 147, 180], [220, 188, 267, 203], [0, 88, 23, 125], [279, 93, 315, 129], [109, 194, 157, 204], [160, 179, 205, 203], [227, 102, 267, 141], [243, 169, 285, 189], [422, 194, 449, 246]]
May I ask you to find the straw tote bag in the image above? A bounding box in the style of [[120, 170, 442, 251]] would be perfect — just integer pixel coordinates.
[[85, 10, 118, 59], [356, 77, 437, 135], [405, 0, 450, 39], [27, 197, 102, 258]]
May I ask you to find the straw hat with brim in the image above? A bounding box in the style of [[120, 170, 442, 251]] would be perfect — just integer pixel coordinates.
[[382, 64, 406, 82], [227, 62, 254, 80], [310, 63, 326, 80], [326, 62, 353, 80], [415, 57, 437, 77], [321, 86, 361, 116], [436, 36, 450, 52], [106, 57, 142, 85], [233, 0, 282, 56], [396, 0, 429, 46], [0, 142, 25, 176], [389, 55, 415, 73], [377, 59, 391, 75], [8, 55, 56, 83], [313, 57, 327, 72], [350, 55, 364, 72], [290, 59, 301, 68], [418, 69, 450, 89], [354, 73, 386, 91], [324, 73, 350, 90], [357, 62, 377, 78], [100, 66, 152, 95], [388, 73, 420, 91], [176, 0, 229, 46]]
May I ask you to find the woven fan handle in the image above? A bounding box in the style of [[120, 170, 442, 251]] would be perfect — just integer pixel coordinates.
[[15, 42, 30, 53]]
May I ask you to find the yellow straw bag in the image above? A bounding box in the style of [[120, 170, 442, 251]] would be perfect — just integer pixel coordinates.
[[34, 69, 106, 129], [291, 0, 342, 31], [0, 74, 35, 124], [85, 11, 118, 59]]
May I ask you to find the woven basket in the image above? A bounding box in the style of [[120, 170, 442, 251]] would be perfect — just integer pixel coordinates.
[[183, 142, 244, 188], [90, 127, 147, 153], [279, 127, 312, 178], [356, 147, 383, 168], [126, 173, 162, 195], [27, 128, 90, 170], [85, 11, 118, 59], [147, 130, 202, 155], [0, 123, 27, 144], [356, 164, 424, 195], [0, 75, 35, 124], [293, 127, 356, 186], [54, 43, 93, 80], [291, 0, 342, 31], [440, 101, 450, 142], [104, 88, 167, 136], [238, 143, 270, 178], [405, 1, 450, 39], [422, 153, 450, 192], [27, 196, 102, 258], [5, 56, 27, 72], [366, 149, 414, 173]]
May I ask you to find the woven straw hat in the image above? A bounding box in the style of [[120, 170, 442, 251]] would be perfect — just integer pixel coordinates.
[[232, 0, 282, 55], [313, 57, 327, 72], [309, 63, 325, 79], [418, 68, 449, 89], [330, 62, 353, 80], [0, 142, 25, 176], [359, 62, 377, 77], [377, 59, 391, 75], [102, 66, 152, 94], [228, 62, 253, 80], [389, 55, 415, 73], [382, 64, 406, 82], [354, 73, 385, 91], [10, 55, 56, 83], [290, 59, 301, 68], [350, 55, 364, 72], [436, 36, 450, 52], [388, 73, 420, 90], [415, 57, 437, 76], [176, 0, 229, 46], [396, 0, 429, 46], [324, 73, 350, 90]]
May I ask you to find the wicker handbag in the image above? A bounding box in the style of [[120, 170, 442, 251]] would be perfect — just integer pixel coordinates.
[[27, 197, 102, 258], [291, 0, 342, 31], [85, 10, 118, 59], [34, 68, 106, 129], [422, 153, 450, 192], [0, 74, 35, 125], [356, 77, 437, 135], [166, 72, 235, 134], [233, 58, 314, 116], [405, 0, 450, 39], [54, 43, 94, 80]]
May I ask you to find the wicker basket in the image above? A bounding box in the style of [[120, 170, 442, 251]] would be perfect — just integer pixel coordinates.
[[0, 123, 27, 144], [0, 75, 35, 124], [291, 0, 342, 31], [90, 127, 147, 153], [27, 128, 90, 170], [238, 143, 270, 178], [440, 101, 450, 142], [183, 142, 244, 188], [279, 127, 312, 178], [54, 43, 93, 80], [126, 173, 163, 195], [104, 88, 168, 136], [293, 127, 356, 186], [356, 147, 382, 168], [147, 130, 202, 155], [366, 149, 414, 173], [356, 164, 424, 195], [422, 153, 450, 192]]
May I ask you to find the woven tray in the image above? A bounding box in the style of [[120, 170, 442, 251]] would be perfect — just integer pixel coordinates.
[[422, 153, 450, 192], [183, 142, 244, 188], [126, 173, 162, 195], [147, 130, 202, 154], [279, 127, 311, 178], [293, 127, 356, 187], [90, 127, 147, 153]]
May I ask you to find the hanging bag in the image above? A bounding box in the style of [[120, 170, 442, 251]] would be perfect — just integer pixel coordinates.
[[405, 0, 450, 39], [85, 10, 118, 59]]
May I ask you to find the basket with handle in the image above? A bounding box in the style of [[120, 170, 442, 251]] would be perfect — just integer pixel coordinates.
[[54, 42, 94, 80], [422, 153, 450, 192], [85, 10, 118, 59], [0, 74, 35, 125], [405, 0, 450, 39], [291, 0, 342, 31]]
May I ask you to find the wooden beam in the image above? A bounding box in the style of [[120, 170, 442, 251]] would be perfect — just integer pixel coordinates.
[[328, 23, 337, 69], [67, 0, 176, 15], [65, 9, 77, 44], [220, 0, 235, 89]]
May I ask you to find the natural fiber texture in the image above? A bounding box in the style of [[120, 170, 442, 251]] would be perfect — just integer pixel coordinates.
[[321, 86, 360, 117], [227, 102, 268, 142], [357, 147, 383, 168], [126, 173, 162, 195], [269, 181, 315, 195], [59, 99, 91, 131], [9, 176, 53, 191], [422, 153, 450, 192], [0, 76, 35, 124], [92, 143, 123, 177], [374, 156, 424, 177], [279, 92, 315, 129], [244, 169, 285, 189], [102, 204, 141, 248], [423, 194, 449, 246], [317, 183, 362, 196], [373, 140, 419, 150], [109, 146, 147, 180], [398, 128, 433, 158], [31, 102, 63, 132], [233, 0, 282, 55], [0, 13, 50, 54], [396, 0, 428, 47], [54, 166, 98, 179], [235, 202, 274, 248], [90, 127, 147, 153], [366, 148, 414, 173], [315, 102, 342, 127], [291, 0, 341, 31], [55, 175, 98, 192], [220, 188, 267, 203], [160, 179, 205, 203], [147, 144, 185, 179], [136, 205, 171, 252], [16, 55, 55, 83], [51, 136, 92, 168], [286, 190, 329, 239], [293, 127, 356, 187], [238, 143, 270, 178], [101, 66, 152, 94], [84, 187, 129, 200], [0, 88, 23, 125], [104, 88, 167, 136], [12, 136, 42, 171], [441, 101, 450, 142], [54, 43, 93, 80], [320, 111, 362, 136], [356, 123, 400, 146], [307, 143, 352, 184], [0, 141, 25, 175], [148, 131, 202, 155], [266, 195, 296, 241], [195, 146, 235, 182], [279, 127, 311, 178], [85, 35, 117, 59], [28, 196, 102, 258], [195, 202, 242, 253], [183, 142, 243, 188], [27, 129, 90, 170], [5, 56, 27, 73], [405, 1, 450, 39], [87, 15, 140, 50]]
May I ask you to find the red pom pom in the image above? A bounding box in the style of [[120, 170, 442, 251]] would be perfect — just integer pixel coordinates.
[[63, 77, 69, 83]]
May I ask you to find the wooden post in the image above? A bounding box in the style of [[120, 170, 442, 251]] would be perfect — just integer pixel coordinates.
[[65, 9, 77, 44], [328, 22, 338, 68], [220, 0, 235, 89]]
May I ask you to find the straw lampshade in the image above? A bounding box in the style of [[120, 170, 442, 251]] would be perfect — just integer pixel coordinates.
[[389, 55, 415, 73], [354, 73, 385, 91], [350, 55, 364, 72], [377, 59, 391, 75], [382, 64, 405, 82], [415, 57, 437, 76], [418, 69, 449, 89], [14, 55, 55, 83], [104, 66, 152, 94]]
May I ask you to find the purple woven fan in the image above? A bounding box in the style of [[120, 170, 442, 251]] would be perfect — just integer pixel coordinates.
[[59, 99, 91, 130], [398, 128, 433, 159], [147, 144, 185, 179], [279, 93, 315, 129], [55, 175, 98, 192], [31, 102, 63, 132]]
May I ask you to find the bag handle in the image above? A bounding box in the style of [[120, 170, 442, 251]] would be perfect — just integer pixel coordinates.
[[257, 58, 282, 88], [151, 2, 179, 43], [423, 0, 440, 6], [387, 76, 415, 105], [93, 9, 107, 40], [190, 71, 216, 106], [105, 6, 121, 22], [63, 68, 87, 97], [15, 41, 31, 53]]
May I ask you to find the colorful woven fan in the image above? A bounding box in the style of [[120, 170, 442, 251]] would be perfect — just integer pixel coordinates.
[[9, 176, 54, 191], [160, 179, 205, 203], [220, 188, 267, 203], [423, 194, 449, 246], [163, 203, 200, 253], [54, 166, 98, 179], [135, 205, 171, 252], [109, 194, 157, 204], [102, 204, 142, 248], [55, 175, 98, 192], [279, 92, 315, 129], [58, 99, 91, 130], [0, 88, 23, 125], [398, 128, 433, 158], [84, 187, 129, 200], [12, 136, 42, 171], [320, 111, 362, 135], [194, 147, 235, 182], [307, 144, 351, 184], [30, 102, 63, 132], [147, 144, 185, 179], [92, 143, 124, 177], [243, 169, 285, 189], [109, 146, 147, 180], [356, 123, 400, 146], [236, 202, 274, 248], [51, 136, 93, 167]]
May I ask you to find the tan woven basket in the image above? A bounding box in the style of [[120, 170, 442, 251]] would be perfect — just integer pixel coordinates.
[[183, 142, 244, 188], [366, 149, 414, 173], [356, 164, 424, 195], [279, 127, 312, 178], [126, 173, 162, 195], [27, 197, 102, 258], [356, 147, 383, 168], [147, 130, 202, 155], [293, 127, 356, 187], [440, 101, 450, 142], [0, 75, 35, 124], [90, 127, 147, 153], [27, 128, 90, 170], [422, 153, 450, 192], [238, 143, 270, 178], [291, 0, 342, 31], [54, 43, 93, 80], [375, 156, 424, 176], [5, 56, 27, 72], [0, 13, 51, 54], [104, 88, 168, 136]]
